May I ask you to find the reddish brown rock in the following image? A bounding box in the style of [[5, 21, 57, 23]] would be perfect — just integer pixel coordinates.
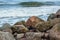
[[26, 16, 44, 28]]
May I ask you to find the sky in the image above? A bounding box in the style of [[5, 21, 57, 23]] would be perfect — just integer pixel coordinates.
[[0, 0, 60, 4], [0, 0, 60, 1], [3, 0, 60, 1]]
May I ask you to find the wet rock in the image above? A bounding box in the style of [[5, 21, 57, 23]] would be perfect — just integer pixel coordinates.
[[47, 13, 56, 21], [0, 31, 15, 40], [14, 21, 26, 26], [49, 23, 60, 40], [26, 16, 44, 28], [56, 9, 60, 16], [11, 25, 29, 34], [35, 21, 51, 32], [47, 9, 60, 21], [1, 23, 12, 33]]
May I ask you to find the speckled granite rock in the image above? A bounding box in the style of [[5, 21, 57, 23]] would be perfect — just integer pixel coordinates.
[[11, 25, 29, 34], [1, 23, 12, 33], [49, 23, 60, 40], [25, 32, 43, 40], [35, 21, 51, 32], [0, 31, 15, 40]]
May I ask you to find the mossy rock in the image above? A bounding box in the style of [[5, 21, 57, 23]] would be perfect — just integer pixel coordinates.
[[11, 25, 29, 34], [47, 13, 56, 21], [14, 21, 26, 26], [49, 18, 60, 26], [35, 21, 51, 32]]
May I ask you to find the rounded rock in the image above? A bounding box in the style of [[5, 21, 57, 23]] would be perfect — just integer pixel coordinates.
[[35, 21, 51, 32], [26, 16, 44, 28]]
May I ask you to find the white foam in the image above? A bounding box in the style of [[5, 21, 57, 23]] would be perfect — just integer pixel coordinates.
[[0, 6, 59, 17], [0, 6, 60, 27]]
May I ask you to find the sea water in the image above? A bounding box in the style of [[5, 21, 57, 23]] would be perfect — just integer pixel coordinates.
[[0, 4, 60, 27]]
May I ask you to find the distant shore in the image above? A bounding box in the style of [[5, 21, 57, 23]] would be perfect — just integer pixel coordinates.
[[19, 2, 54, 7]]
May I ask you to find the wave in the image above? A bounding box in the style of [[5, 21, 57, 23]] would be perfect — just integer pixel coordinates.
[[0, 5, 59, 27]]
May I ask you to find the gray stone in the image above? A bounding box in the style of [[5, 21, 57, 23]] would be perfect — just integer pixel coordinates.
[[0, 31, 15, 40], [49, 23, 60, 40], [17, 33, 24, 39], [25, 32, 43, 40]]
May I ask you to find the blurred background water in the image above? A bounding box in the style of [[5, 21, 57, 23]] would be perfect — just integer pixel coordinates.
[[0, 0, 60, 27]]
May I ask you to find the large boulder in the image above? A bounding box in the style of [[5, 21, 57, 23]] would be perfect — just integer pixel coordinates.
[[0, 31, 15, 40], [11, 25, 29, 34], [35, 21, 51, 32], [1, 23, 12, 33], [26, 16, 44, 28], [49, 23, 60, 40]]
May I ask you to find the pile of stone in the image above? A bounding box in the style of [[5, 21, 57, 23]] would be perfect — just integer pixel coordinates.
[[0, 9, 60, 40]]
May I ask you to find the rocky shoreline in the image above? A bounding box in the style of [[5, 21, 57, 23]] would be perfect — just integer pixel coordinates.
[[0, 9, 60, 40]]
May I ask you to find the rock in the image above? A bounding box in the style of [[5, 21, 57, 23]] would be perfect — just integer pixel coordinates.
[[25, 32, 50, 40], [49, 18, 60, 26], [47, 13, 56, 21], [1, 23, 12, 33], [56, 9, 60, 16], [16, 33, 24, 40], [0, 31, 15, 40], [17, 34, 24, 39], [25, 32, 43, 40], [26, 16, 44, 28], [14, 21, 26, 26], [16, 32, 49, 40], [47, 9, 60, 21], [11, 25, 29, 34], [49, 23, 60, 40], [35, 21, 51, 32], [19, 38, 26, 40]]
